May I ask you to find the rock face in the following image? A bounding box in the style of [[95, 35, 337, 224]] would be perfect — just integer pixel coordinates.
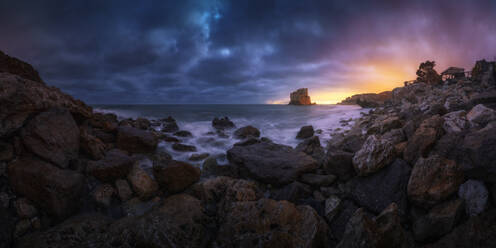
[[407, 155, 464, 206], [403, 115, 444, 164], [352, 135, 395, 176], [289, 88, 313, 105], [227, 141, 319, 185], [338, 91, 392, 108], [8, 157, 84, 218], [0, 50, 43, 83], [153, 160, 200, 193], [116, 126, 158, 153], [21, 109, 80, 168]]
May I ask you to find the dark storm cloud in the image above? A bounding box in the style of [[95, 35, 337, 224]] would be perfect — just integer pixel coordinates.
[[1, 0, 496, 104]]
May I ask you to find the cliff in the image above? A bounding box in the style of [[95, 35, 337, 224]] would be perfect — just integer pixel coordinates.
[[338, 91, 392, 108], [289, 88, 314, 105]]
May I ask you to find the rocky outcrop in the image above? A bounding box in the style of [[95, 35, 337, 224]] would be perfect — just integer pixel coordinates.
[[116, 126, 158, 154], [289, 88, 314, 105], [86, 149, 134, 182], [227, 140, 319, 185], [0, 50, 43, 83], [338, 91, 392, 108], [212, 117, 235, 130], [352, 135, 395, 176], [233, 125, 260, 139], [296, 125, 314, 139]]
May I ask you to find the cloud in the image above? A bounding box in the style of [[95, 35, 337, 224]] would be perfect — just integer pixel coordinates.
[[1, 0, 495, 104]]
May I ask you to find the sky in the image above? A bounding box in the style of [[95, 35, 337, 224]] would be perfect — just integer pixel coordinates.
[[1, 0, 496, 104]]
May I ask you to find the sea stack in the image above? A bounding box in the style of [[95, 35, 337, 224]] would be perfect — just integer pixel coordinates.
[[289, 88, 314, 105]]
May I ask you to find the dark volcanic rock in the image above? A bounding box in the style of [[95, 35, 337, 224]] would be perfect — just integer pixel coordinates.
[[8, 157, 84, 218], [174, 130, 193, 137], [161, 116, 179, 133], [21, 108, 80, 168], [116, 126, 158, 153], [86, 149, 134, 182], [153, 160, 200, 193], [295, 136, 325, 162], [233, 125, 260, 139], [347, 159, 411, 216], [172, 143, 197, 152], [323, 149, 355, 181], [227, 141, 319, 185], [296, 125, 314, 139], [80, 125, 106, 160], [189, 153, 209, 161], [212, 117, 235, 130]]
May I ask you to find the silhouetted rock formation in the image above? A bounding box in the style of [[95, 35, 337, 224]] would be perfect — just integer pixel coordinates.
[[0, 50, 43, 83], [289, 88, 314, 105], [338, 91, 392, 108]]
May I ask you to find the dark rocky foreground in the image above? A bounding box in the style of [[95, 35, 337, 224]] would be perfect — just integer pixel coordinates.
[[1, 51, 496, 248]]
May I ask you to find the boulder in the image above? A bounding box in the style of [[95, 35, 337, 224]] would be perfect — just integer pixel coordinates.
[[272, 181, 313, 203], [323, 149, 355, 181], [116, 126, 158, 153], [367, 116, 402, 134], [300, 173, 336, 186], [86, 149, 134, 182], [8, 157, 84, 218], [79, 125, 106, 160], [127, 163, 158, 200], [352, 135, 395, 176], [407, 155, 464, 206], [296, 125, 314, 139], [412, 199, 464, 242], [115, 179, 133, 202], [466, 104, 496, 127], [460, 124, 496, 182], [295, 136, 325, 161], [214, 198, 330, 247], [174, 130, 193, 137], [329, 199, 360, 241], [324, 195, 342, 222], [92, 184, 115, 207], [172, 143, 197, 152], [153, 160, 200, 193], [233, 125, 260, 139], [201, 157, 239, 178], [0, 50, 43, 82], [21, 109, 80, 168], [189, 153, 210, 161], [212, 117, 235, 130], [135, 117, 150, 130], [442, 110, 469, 133], [89, 113, 118, 132], [0, 141, 14, 162], [381, 128, 406, 145], [347, 159, 411, 216], [161, 116, 179, 133], [15, 198, 38, 219], [404, 115, 444, 164], [328, 133, 365, 153], [458, 180, 488, 216], [227, 141, 319, 185], [337, 203, 411, 248]]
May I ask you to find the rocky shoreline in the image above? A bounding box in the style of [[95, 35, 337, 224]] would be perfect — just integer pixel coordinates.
[[1, 50, 496, 247]]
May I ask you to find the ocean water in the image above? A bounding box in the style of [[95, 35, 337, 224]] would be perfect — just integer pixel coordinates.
[[93, 104, 367, 163]]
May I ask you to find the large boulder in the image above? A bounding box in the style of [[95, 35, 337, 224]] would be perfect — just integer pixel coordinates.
[[86, 149, 134, 182], [403, 115, 444, 164], [116, 126, 158, 153], [347, 159, 411, 217], [323, 149, 355, 181], [214, 198, 330, 247], [352, 135, 395, 176], [466, 104, 496, 127], [460, 124, 496, 182], [21, 109, 80, 168], [79, 125, 106, 160], [8, 157, 84, 218], [212, 117, 235, 130], [153, 160, 200, 193], [296, 125, 314, 139], [407, 155, 464, 206], [458, 179, 488, 216], [295, 136, 325, 162], [442, 110, 469, 133], [127, 163, 158, 200], [227, 141, 319, 185], [412, 198, 464, 242], [234, 125, 260, 139]]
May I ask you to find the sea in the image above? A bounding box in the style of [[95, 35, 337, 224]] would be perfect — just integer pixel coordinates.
[[93, 104, 367, 163]]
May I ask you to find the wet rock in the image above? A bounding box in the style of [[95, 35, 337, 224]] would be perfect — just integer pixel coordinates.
[[116, 126, 158, 153], [127, 163, 158, 200], [189, 153, 209, 161], [87, 149, 134, 182], [90, 113, 118, 132], [93, 184, 115, 207], [8, 157, 84, 218], [161, 134, 180, 143], [152, 150, 172, 165], [352, 135, 395, 176], [15, 198, 38, 219], [404, 115, 444, 164], [337, 203, 411, 248], [153, 160, 200, 193], [201, 157, 239, 178], [115, 179, 133, 202], [214, 198, 330, 247], [174, 130, 193, 137], [348, 159, 411, 216], [0, 141, 13, 162], [212, 117, 235, 130], [466, 104, 496, 127], [300, 173, 336, 186], [172, 143, 197, 152], [424, 209, 496, 248], [442, 110, 469, 133], [161, 116, 179, 133], [135, 117, 150, 130], [233, 137, 260, 146], [323, 149, 355, 181], [227, 141, 319, 185], [407, 155, 464, 206], [458, 179, 488, 216], [296, 125, 314, 139], [412, 199, 464, 242], [295, 136, 325, 162], [325, 195, 342, 222], [21, 109, 80, 168], [233, 125, 260, 139]]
